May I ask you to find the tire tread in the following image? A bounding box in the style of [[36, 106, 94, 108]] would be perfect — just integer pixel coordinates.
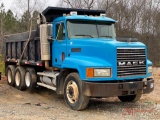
[[6, 65, 16, 86], [15, 66, 26, 91], [25, 67, 37, 92]]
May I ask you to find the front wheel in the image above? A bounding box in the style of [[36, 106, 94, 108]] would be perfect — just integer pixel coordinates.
[[64, 72, 89, 111], [118, 91, 142, 102]]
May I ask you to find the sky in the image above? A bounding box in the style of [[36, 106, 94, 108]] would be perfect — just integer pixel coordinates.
[[0, 0, 59, 11]]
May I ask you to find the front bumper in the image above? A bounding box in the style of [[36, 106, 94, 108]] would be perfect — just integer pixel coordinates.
[[82, 78, 154, 97]]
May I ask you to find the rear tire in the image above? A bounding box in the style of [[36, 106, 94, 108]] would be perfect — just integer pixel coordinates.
[[15, 66, 26, 91], [6, 65, 16, 86], [25, 68, 37, 92], [118, 91, 142, 102], [64, 72, 89, 111]]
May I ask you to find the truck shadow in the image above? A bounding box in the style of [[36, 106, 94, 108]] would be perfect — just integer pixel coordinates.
[[26, 86, 156, 112], [87, 98, 156, 114], [34, 86, 64, 100]]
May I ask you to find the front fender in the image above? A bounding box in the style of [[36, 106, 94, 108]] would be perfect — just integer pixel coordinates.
[[147, 59, 152, 77], [147, 59, 152, 66], [61, 55, 112, 80]]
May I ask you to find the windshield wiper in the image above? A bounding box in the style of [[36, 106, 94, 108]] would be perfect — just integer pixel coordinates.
[[75, 34, 94, 38], [99, 35, 112, 38]]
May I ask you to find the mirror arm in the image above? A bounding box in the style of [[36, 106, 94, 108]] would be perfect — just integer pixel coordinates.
[[48, 36, 54, 42]]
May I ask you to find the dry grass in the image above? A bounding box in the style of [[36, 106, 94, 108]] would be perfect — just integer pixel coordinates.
[[0, 54, 5, 74]]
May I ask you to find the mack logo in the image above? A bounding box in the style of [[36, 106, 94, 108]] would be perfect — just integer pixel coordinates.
[[118, 61, 145, 66]]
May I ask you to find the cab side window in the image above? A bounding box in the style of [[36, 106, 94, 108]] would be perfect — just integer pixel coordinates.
[[56, 23, 65, 40]]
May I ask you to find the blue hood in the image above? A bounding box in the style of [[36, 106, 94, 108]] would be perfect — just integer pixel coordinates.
[[62, 38, 149, 81], [67, 38, 146, 64]]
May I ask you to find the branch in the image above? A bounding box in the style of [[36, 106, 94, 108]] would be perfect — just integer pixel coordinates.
[[64, 0, 74, 8], [88, 0, 94, 9], [84, 0, 89, 5]]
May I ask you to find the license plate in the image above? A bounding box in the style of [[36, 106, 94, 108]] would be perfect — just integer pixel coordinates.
[[129, 83, 138, 89]]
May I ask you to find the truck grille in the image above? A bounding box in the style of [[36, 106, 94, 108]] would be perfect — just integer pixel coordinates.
[[117, 48, 146, 78]]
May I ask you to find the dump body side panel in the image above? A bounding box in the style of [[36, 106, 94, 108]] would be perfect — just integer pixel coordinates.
[[3, 30, 44, 66]]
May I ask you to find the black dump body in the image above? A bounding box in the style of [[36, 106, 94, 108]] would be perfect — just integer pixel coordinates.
[[43, 7, 105, 22], [2, 7, 105, 67], [3, 31, 42, 66]]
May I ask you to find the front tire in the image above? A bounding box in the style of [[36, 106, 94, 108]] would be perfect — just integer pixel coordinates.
[[6, 65, 16, 86], [64, 72, 89, 111], [118, 91, 142, 102], [15, 66, 26, 91], [25, 68, 37, 92]]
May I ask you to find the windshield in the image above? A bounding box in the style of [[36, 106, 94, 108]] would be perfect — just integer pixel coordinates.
[[67, 20, 116, 39]]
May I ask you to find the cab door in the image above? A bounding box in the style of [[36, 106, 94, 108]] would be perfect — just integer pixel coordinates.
[[52, 22, 67, 68]]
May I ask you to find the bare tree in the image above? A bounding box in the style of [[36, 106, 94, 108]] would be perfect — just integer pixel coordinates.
[[57, 0, 96, 9], [11, 0, 47, 31], [11, 0, 47, 17]]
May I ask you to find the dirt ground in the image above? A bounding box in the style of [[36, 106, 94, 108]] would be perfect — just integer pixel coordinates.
[[0, 70, 160, 120]]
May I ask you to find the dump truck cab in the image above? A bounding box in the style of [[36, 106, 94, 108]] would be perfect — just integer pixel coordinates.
[[52, 14, 116, 68], [4, 7, 154, 111], [51, 11, 152, 80]]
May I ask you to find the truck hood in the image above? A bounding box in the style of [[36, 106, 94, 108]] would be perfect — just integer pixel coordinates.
[[68, 38, 146, 62], [65, 38, 147, 80]]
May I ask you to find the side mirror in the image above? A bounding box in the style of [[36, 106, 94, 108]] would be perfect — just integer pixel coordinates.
[[48, 36, 54, 42]]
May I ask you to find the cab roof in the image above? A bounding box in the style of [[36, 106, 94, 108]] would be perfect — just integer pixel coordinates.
[[54, 15, 116, 23]]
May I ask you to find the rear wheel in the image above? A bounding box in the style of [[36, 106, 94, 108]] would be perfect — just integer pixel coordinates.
[[6, 65, 16, 86], [64, 72, 89, 111], [118, 91, 142, 102], [15, 66, 26, 91], [25, 68, 37, 92]]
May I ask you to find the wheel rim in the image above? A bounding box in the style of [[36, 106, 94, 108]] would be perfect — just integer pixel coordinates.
[[66, 80, 79, 104], [15, 71, 20, 86], [25, 72, 31, 87], [7, 70, 12, 83]]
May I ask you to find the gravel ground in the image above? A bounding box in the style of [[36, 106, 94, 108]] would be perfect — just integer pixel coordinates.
[[0, 75, 160, 120]]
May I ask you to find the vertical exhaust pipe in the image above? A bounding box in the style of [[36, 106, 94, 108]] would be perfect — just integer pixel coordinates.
[[39, 13, 56, 71]]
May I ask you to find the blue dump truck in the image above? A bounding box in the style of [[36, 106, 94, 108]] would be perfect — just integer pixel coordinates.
[[2, 7, 154, 110]]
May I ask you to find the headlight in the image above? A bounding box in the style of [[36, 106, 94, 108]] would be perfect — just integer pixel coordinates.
[[94, 69, 111, 77], [86, 68, 111, 77], [148, 66, 152, 74]]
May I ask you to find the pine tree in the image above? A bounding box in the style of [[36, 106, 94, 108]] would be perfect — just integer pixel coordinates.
[[4, 10, 19, 34], [0, 3, 5, 36]]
